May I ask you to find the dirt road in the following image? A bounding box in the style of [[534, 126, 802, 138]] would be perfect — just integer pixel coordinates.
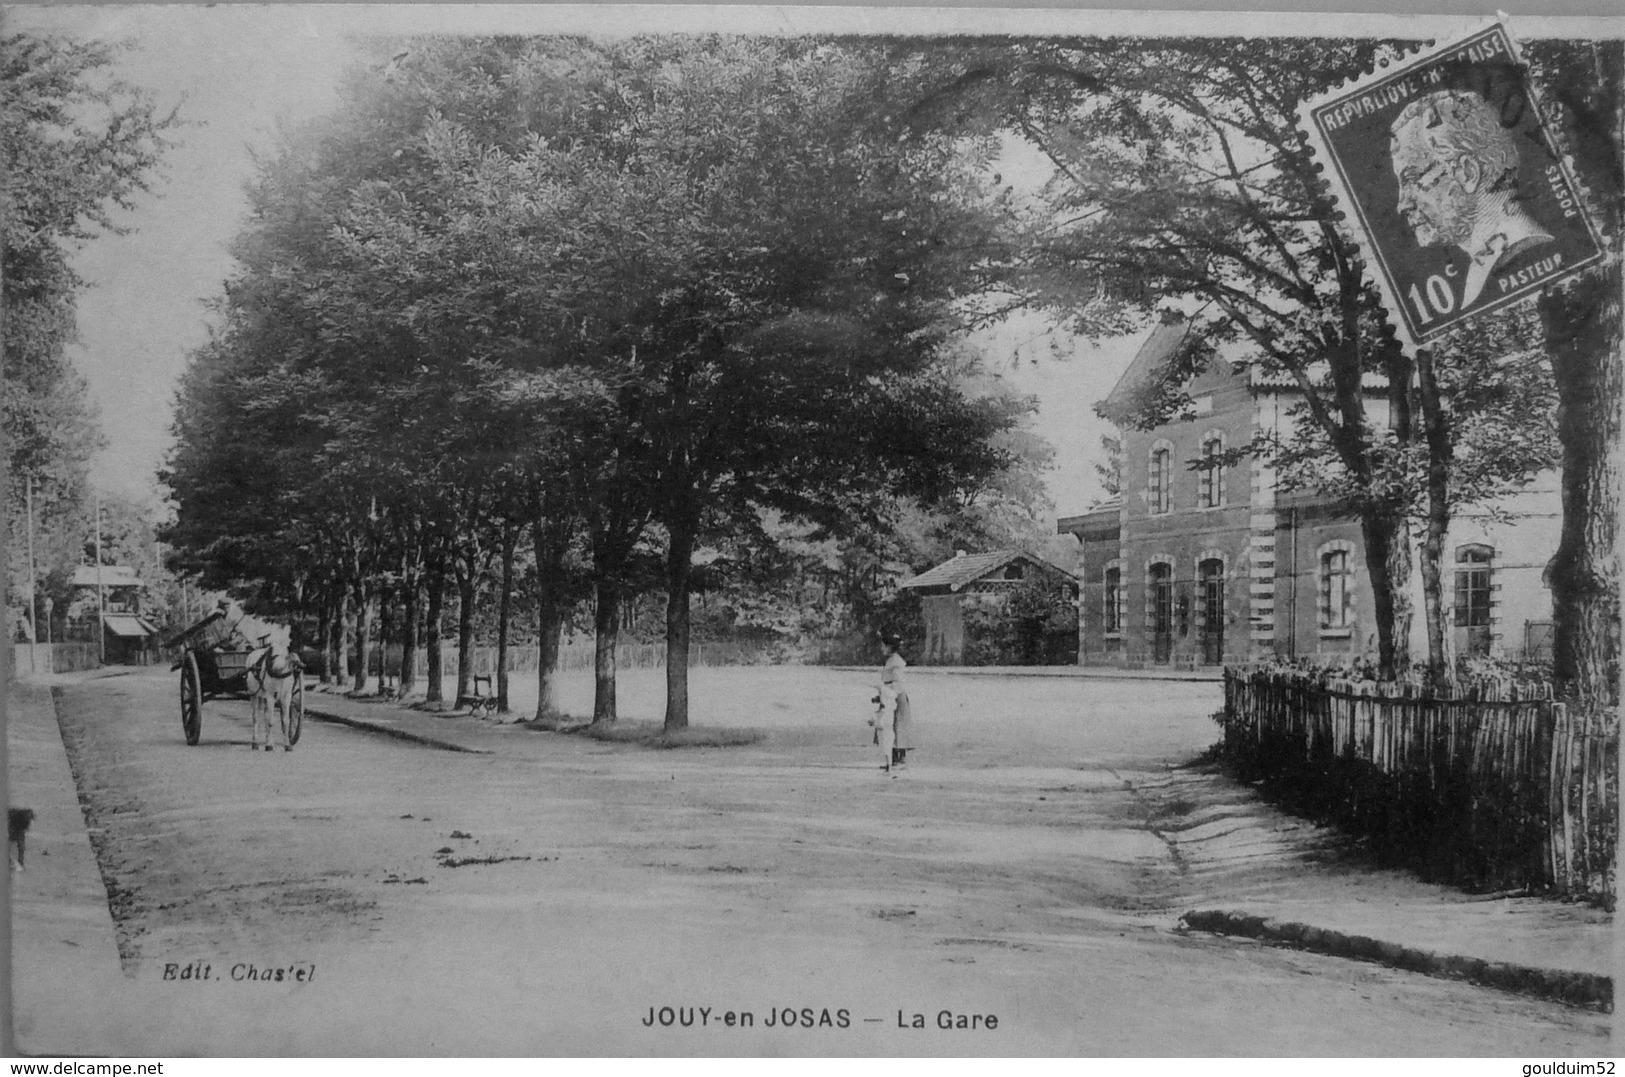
[[30, 666, 1609, 1055]]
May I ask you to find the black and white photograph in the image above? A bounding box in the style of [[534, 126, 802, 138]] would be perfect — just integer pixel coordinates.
[[3, 4, 1619, 1058]]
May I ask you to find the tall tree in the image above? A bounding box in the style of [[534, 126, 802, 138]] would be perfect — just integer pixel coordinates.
[[499, 39, 1026, 729], [2, 30, 176, 631], [1527, 39, 1622, 708]]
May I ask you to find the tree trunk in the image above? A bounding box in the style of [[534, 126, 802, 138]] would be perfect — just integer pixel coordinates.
[[425, 558, 445, 705], [1360, 512, 1412, 677], [1543, 267, 1621, 707], [535, 609, 563, 721], [1417, 348, 1454, 690], [455, 568, 476, 705], [377, 581, 395, 694], [351, 579, 370, 694], [663, 514, 697, 732], [532, 517, 570, 723], [339, 590, 353, 683], [317, 590, 334, 685], [400, 574, 419, 697], [497, 526, 517, 714], [592, 575, 622, 724]]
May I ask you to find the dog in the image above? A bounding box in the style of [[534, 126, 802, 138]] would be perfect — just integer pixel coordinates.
[[9, 808, 35, 872]]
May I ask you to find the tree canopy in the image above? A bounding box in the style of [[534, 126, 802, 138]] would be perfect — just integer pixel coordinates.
[[3, 30, 177, 634], [162, 35, 1033, 725]]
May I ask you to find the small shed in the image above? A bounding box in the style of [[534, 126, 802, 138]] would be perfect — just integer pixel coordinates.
[[67, 565, 159, 664], [102, 613, 161, 665], [898, 549, 1080, 665]]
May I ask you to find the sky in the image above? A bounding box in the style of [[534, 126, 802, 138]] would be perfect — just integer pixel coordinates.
[[17, 5, 1554, 523]]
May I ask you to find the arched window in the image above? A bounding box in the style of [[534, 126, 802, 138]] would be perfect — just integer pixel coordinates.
[[1198, 432, 1225, 508], [1319, 542, 1355, 630], [1198, 557, 1226, 664], [1103, 564, 1123, 636], [1147, 559, 1174, 664], [1454, 544, 1494, 655], [1148, 440, 1173, 514]]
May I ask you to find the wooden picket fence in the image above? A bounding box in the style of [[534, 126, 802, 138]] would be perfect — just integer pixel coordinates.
[[1222, 668, 1617, 903]]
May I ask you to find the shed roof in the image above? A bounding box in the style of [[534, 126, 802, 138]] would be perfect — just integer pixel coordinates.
[[899, 549, 1078, 593], [71, 565, 142, 589], [103, 614, 158, 638]]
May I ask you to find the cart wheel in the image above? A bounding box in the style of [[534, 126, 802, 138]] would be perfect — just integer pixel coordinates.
[[180, 653, 202, 746], [285, 674, 304, 746]]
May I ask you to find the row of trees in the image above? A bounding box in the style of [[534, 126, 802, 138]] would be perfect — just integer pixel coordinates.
[[3, 31, 178, 643], [161, 33, 1620, 720], [162, 37, 1040, 729]]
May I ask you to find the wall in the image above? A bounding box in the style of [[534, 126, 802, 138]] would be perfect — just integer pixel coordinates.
[[11, 643, 101, 675], [1409, 477, 1561, 663], [1114, 365, 1256, 666], [1069, 508, 1123, 665], [1275, 501, 1376, 662], [919, 594, 965, 665], [1065, 373, 1561, 671]]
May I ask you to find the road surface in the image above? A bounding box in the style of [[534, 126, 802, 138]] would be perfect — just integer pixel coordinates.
[[28, 665, 1610, 1055]]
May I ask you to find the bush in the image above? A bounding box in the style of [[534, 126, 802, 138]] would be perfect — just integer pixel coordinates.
[[958, 581, 1078, 666]]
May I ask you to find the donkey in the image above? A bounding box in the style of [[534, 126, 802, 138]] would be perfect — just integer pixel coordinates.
[[244, 625, 299, 752]]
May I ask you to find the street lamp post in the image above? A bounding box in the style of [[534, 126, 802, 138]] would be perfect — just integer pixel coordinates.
[[95, 494, 106, 665], [25, 476, 38, 672]]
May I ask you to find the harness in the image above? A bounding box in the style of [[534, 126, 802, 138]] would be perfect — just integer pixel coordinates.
[[248, 647, 299, 681]]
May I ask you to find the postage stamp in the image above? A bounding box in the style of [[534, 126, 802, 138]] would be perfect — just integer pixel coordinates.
[[1299, 19, 1607, 352]]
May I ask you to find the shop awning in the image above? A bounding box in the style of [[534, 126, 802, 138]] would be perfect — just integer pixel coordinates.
[[103, 614, 158, 638]]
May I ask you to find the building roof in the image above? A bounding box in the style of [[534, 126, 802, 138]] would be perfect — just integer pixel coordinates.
[[1058, 501, 1123, 539], [899, 549, 1079, 593], [1099, 317, 1391, 422], [1098, 317, 1201, 425], [71, 565, 142, 589], [1058, 499, 1122, 525], [103, 614, 158, 638]]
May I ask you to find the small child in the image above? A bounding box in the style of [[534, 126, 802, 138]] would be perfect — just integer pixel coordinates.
[[870, 684, 898, 769]]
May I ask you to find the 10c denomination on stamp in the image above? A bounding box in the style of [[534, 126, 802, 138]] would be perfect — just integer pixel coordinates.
[[1298, 19, 1606, 352]]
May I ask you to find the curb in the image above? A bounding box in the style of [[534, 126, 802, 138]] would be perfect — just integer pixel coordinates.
[[302, 706, 493, 754], [1178, 909, 1613, 1011]]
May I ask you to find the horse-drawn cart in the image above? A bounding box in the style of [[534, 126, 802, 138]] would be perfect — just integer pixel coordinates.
[[165, 609, 303, 747]]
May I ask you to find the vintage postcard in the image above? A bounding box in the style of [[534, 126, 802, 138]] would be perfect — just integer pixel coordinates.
[[4, 4, 1619, 1061]]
